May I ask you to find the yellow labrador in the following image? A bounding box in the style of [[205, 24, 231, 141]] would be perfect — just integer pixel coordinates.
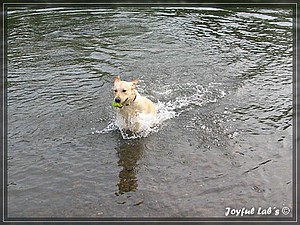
[[113, 76, 157, 133]]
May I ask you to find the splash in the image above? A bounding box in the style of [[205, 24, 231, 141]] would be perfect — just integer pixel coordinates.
[[93, 82, 227, 139], [94, 100, 179, 139], [92, 121, 117, 135]]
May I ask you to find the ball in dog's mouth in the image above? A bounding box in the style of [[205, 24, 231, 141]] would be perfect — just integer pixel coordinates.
[[112, 101, 123, 108]]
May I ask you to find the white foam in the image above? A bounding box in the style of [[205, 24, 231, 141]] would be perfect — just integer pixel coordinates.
[[92, 121, 117, 134]]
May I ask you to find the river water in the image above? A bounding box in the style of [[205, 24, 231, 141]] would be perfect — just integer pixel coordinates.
[[6, 6, 294, 218]]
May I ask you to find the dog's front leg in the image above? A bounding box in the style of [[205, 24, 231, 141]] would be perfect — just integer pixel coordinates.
[[116, 112, 129, 130], [131, 111, 142, 133]]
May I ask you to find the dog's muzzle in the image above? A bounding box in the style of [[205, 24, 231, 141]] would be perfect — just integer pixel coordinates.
[[114, 97, 121, 103], [114, 97, 129, 108]]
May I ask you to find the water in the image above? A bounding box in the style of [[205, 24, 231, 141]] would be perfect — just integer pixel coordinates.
[[6, 6, 293, 218]]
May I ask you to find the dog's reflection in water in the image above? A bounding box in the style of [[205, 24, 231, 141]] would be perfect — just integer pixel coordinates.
[[116, 140, 144, 194]]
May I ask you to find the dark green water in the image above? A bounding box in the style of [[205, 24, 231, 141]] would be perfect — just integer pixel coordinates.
[[6, 6, 293, 218]]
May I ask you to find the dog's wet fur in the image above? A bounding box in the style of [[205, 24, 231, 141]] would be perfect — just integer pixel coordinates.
[[113, 76, 157, 133]]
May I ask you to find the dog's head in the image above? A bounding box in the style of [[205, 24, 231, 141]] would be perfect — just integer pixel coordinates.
[[113, 76, 138, 105]]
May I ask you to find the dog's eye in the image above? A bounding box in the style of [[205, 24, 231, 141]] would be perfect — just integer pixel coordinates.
[[114, 90, 117, 93], [122, 90, 127, 93]]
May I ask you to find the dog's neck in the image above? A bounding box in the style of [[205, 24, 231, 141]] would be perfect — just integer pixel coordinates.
[[124, 91, 138, 107]]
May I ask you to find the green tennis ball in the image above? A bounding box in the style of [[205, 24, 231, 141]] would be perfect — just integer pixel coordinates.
[[112, 101, 122, 108]]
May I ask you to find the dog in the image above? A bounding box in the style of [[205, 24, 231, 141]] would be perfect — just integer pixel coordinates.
[[113, 76, 157, 133]]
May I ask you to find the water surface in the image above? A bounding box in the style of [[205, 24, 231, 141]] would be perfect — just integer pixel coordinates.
[[7, 6, 293, 218]]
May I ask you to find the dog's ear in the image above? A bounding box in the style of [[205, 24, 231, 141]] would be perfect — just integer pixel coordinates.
[[114, 76, 121, 83], [131, 79, 138, 89], [132, 79, 138, 85]]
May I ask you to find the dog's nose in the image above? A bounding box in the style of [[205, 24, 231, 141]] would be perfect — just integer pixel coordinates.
[[115, 98, 121, 103]]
